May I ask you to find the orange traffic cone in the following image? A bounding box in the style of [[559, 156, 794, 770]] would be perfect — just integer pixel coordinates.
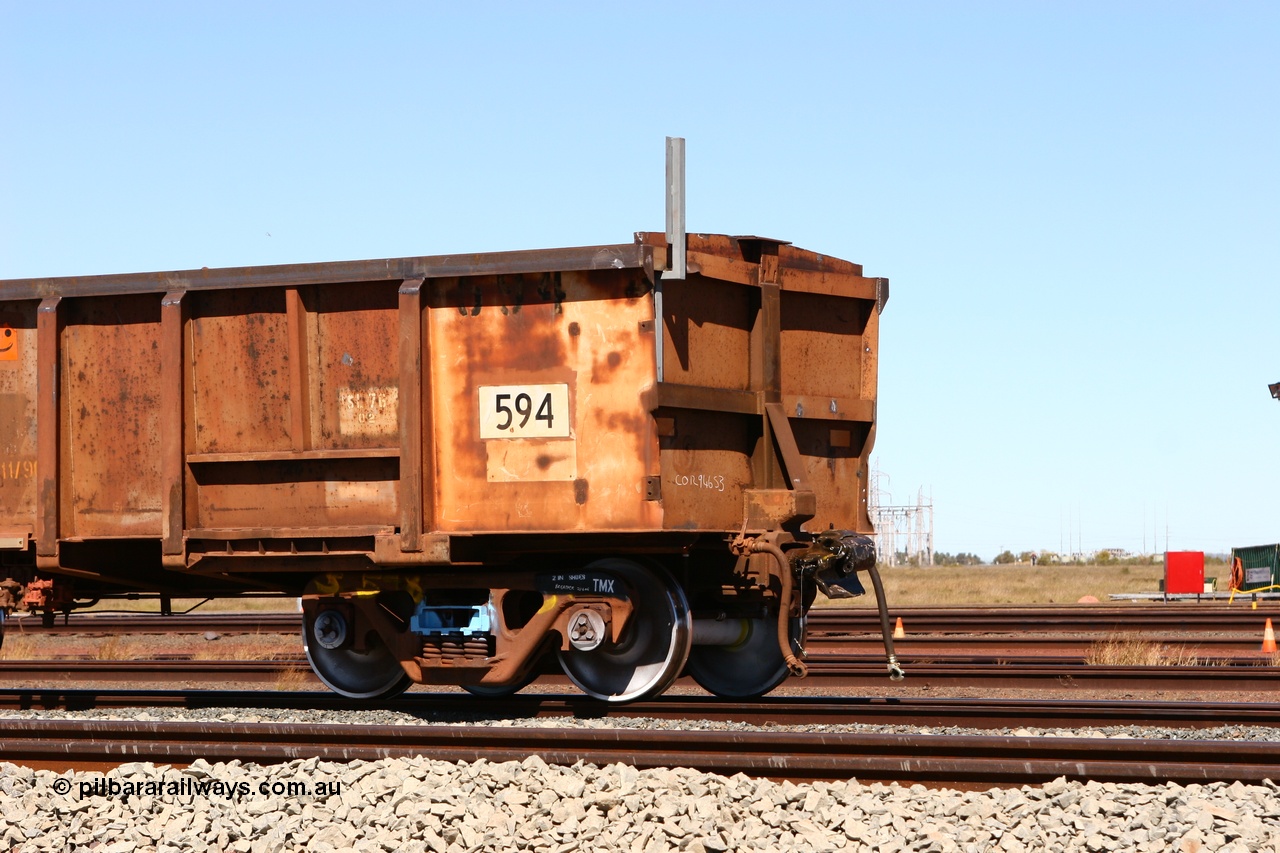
[[892, 617, 905, 640], [1263, 618, 1277, 654]]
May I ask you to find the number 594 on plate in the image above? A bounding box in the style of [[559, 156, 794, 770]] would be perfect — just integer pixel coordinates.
[[478, 384, 571, 439]]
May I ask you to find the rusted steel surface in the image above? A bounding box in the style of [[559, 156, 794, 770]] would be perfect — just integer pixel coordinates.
[[0, 232, 883, 586], [18, 604, 1280, 639], [650, 233, 883, 535], [3, 717, 1276, 785], [3, 691, 1280, 735], [35, 298, 58, 562], [804, 661, 1280, 692], [0, 244, 652, 300], [808, 605, 1280, 634], [430, 266, 662, 534], [818, 637, 1268, 654], [160, 292, 186, 563], [0, 660, 314, 684], [0, 232, 888, 699], [65, 295, 165, 539], [0, 301, 38, 529], [5, 612, 301, 634], [4, 654, 1278, 693]]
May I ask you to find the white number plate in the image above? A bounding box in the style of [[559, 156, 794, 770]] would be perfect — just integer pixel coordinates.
[[478, 384, 570, 439]]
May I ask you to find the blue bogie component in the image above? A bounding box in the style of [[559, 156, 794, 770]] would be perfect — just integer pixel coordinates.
[[410, 601, 492, 636]]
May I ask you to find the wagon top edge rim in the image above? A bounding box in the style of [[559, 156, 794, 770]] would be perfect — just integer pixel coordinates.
[[0, 232, 880, 302], [0, 240, 653, 301]]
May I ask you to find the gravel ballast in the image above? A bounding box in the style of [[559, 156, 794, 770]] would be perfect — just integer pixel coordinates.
[[2, 756, 1278, 852], [2, 706, 1278, 851]]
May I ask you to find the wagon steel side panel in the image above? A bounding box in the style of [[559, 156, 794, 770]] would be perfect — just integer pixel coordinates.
[[654, 407, 756, 530], [0, 301, 39, 539], [657, 275, 754, 392], [651, 233, 882, 536], [0, 234, 883, 584], [185, 283, 402, 533], [312, 283, 401, 451], [61, 294, 165, 538], [189, 288, 293, 456], [429, 269, 662, 533], [779, 289, 877, 533]]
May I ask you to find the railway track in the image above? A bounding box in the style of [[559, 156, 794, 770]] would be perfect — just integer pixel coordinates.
[[4, 678, 1278, 787], [12, 626, 1273, 657], [809, 605, 1280, 635], [11, 604, 1280, 637], [1, 655, 1277, 692], [4, 605, 1276, 697], [6, 711, 1277, 786], [4, 689, 1280, 732]]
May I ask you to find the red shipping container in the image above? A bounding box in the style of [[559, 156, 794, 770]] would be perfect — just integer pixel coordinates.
[[1165, 551, 1205, 594]]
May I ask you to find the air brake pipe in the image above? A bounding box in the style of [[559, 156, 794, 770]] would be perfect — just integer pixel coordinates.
[[865, 562, 906, 681], [750, 541, 808, 678], [752, 537, 904, 682]]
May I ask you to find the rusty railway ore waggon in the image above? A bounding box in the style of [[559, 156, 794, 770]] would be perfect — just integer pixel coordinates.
[[0, 232, 902, 701]]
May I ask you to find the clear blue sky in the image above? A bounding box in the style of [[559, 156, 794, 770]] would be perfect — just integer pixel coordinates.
[[2, 2, 1276, 559]]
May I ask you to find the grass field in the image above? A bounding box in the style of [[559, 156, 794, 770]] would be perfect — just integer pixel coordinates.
[[821, 562, 1233, 607]]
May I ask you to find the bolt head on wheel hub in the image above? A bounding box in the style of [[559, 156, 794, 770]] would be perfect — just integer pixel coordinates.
[[567, 608, 607, 651], [312, 610, 348, 650]]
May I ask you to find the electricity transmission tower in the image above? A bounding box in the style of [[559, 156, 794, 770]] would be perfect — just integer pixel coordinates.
[[868, 463, 934, 566]]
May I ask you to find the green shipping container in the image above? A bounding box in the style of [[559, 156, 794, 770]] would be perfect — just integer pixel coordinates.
[[1231, 544, 1280, 591]]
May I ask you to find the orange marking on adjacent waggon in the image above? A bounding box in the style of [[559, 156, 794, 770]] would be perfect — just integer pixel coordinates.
[[0, 325, 16, 361]]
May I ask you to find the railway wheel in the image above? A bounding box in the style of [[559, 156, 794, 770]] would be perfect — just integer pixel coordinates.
[[303, 609, 412, 700], [558, 559, 692, 703], [685, 615, 799, 699]]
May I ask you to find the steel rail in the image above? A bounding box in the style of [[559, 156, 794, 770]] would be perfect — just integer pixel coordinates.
[[816, 637, 1266, 654], [0, 656, 1277, 692], [804, 660, 1280, 692], [12, 615, 1271, 657], [3, 613, 299, 635], [13, 604, 1280, 637], [4, 716, 1277, 786], [808, 606, 1280, 635], [0, 660, 303, 684], [3, 690, 1280, 732]]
